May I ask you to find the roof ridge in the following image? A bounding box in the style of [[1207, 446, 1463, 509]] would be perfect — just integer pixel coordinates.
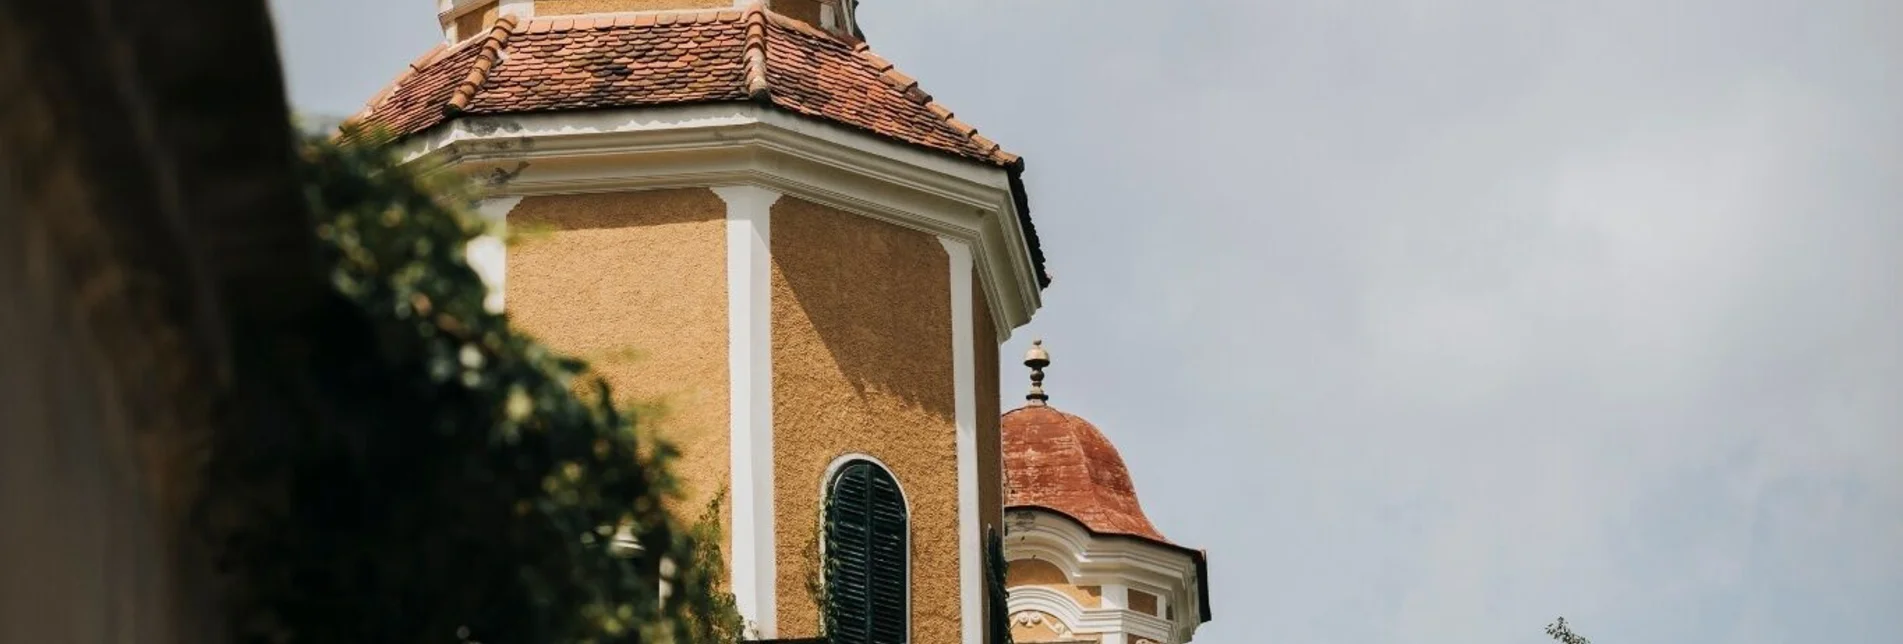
[[523, 7, 742, 33], [844, 40, 1017, 165], [446, 15, 519, 115], [350, 43, 452, 125], [741, 3, 770, 101]]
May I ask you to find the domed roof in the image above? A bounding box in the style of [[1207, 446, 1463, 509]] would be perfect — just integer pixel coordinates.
[[1002, 403, 1169, 543]]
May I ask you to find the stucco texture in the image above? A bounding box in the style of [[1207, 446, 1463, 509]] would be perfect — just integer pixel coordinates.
[[1006, 559, 1103, 609], [767, 197, 960, 641], [535, 0, 728, 14], [453, 2, 498, 41], [770, 0, 827, 26], [975, 267, 1004, 634], [505, 189, 732, 524]]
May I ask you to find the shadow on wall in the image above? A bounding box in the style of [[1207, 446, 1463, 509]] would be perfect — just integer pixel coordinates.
[[770, 197, 955, 418]]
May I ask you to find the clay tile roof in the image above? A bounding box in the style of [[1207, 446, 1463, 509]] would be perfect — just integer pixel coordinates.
[[1004, 403, 1214, 623], [352, 5, 1048, 287], [1002, 404, 1169, 543], [354, 6, 1015, 166], [349, 42, 482, 138]]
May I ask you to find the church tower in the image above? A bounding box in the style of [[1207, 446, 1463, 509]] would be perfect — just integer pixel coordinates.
[[1002, 344, 1212, 644], [436, 0, 864, 43], [357, 2, 1047, 642]]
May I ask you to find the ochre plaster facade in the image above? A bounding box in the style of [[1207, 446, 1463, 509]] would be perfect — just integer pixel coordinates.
[[974, 267, 1003, 629], [504, 189, 732, 527], [767, 197, 961, 642], [453, 2, 499, 41], [769, 0, 827, 26], [534, 0, 729, 15], [1007, 559, 1102, 609]]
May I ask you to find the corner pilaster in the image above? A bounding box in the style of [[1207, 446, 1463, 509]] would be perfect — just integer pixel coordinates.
[[717, 184, 783, 638], [940, 237, 982, 644], [469, 196, 522, 313]]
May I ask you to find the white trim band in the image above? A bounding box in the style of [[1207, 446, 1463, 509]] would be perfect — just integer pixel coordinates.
[[400, 103, 1042, 341], [941, 237, 981, 644], [468, 196, 521, 313], [718, 185, 782, 638]]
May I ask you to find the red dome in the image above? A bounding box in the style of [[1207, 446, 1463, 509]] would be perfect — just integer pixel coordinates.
[[1002, 404, 1169, 543]]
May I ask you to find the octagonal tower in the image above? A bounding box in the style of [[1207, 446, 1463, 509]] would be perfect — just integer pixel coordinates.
[[356, 3, 1047, 641], [436, 0, 861, 43]]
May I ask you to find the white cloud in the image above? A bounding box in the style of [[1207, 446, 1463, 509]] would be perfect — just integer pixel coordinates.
[[275, 1, 1903, 641]]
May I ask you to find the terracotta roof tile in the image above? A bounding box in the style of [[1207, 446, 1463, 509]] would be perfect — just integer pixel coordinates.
[[1002, 405, 1213, 623], [351, 41, 482, 137], [1002, 405, 1170, 543], [355, 6, 1013, 165], [353, 5, 1048, 286]]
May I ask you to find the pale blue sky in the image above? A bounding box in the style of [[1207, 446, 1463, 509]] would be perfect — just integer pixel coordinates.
[[270, 1, 1903, 642]]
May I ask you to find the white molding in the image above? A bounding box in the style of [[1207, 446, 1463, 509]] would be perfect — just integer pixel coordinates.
[[818, 453, 915, 644], [941, 238, 981, 644], [468, 196, 521, 313], [717, 185, 782, 639], [819, 453, 915, 518], [1005, 586, 1171, 644], [397, 103, 1041, 341], [1007, 588, 1087, 635], [1004, 509, 1205, 643]]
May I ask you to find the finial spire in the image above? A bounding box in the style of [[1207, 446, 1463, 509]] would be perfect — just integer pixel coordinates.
[[1024, 339, 1050, 405]]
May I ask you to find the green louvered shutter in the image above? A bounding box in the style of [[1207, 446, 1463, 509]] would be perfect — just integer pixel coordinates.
[[827, 461, 908, 644]]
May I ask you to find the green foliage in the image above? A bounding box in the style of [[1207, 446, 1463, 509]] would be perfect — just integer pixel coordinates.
[[986, 527, 1014, 644], [805, 495, 836, 639], [1547, 617, 1591, 644], [683, 489, 748, 644], [199, 130, 727, 643]]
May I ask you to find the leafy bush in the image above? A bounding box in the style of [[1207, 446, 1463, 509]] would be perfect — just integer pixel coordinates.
[[200, 132, 733, 643]]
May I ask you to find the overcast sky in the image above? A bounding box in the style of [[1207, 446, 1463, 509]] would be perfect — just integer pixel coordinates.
[[270, 1, 1901, 642]]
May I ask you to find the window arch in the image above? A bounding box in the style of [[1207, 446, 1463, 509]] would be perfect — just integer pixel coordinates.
[[825, 458, 908, 644]]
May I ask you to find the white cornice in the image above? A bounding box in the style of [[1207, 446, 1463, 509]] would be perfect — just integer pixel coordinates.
[[438, 0, 495, 22], [1005, 509, 1206, 643], [1008, 586, 1176, 644], [395, 104, 1042, 339]]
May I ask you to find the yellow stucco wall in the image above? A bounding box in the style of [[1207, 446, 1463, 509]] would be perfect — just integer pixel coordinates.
[[505, 189, 732, 528], [768, 197, 959, 641], [770, 0, 827, 25], [975, 269, 1004, 634], [1007, 559, 1103, 609], [534, 0, 728, 14], [453, 1, 498, 41], [975, 272, 1002, 529]]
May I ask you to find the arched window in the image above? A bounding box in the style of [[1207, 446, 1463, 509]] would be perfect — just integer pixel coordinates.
[[825, 459, 908, 644]]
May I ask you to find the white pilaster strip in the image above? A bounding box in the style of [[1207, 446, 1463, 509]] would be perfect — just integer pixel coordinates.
[[716, 185, 783, 638], [940, 237, 982, 644], [470, 196, 522, 314]]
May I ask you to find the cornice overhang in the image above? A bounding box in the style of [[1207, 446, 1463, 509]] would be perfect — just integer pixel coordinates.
[[1005, 508, 1210, 643], [394, 103, 1044, 339], [1009, 585, 1177, 644]]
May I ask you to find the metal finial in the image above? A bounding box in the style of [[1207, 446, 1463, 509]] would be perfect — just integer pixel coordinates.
[[1024, 339, 1050, 405]]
